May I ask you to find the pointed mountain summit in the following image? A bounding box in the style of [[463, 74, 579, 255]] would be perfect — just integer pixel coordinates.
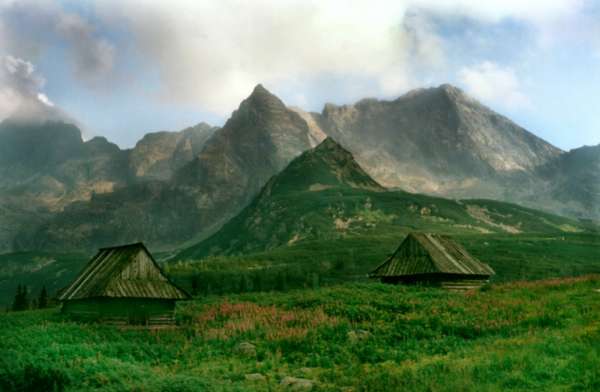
[[244, 83, 284, 106], [226, 83, 298, 128], [173, 83, 317, 228], [260, 137, 384, 196]]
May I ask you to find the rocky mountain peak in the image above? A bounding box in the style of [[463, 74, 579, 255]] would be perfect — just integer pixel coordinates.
[[243, 83, 285, 110], [221, 84, 295, 134], [438, 83, 465, 96], [83, 136, 121, 155], [251, 83, 269, 96]]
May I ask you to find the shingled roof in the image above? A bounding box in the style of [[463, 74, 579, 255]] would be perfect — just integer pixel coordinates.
[[58, 243, 189, 301], [370, 233, 495, 278]]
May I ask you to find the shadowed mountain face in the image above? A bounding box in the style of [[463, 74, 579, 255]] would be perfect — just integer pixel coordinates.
[[12, 85, 319, 251], [534, 144, 600, 219], [0, 117, 216, 252], [0, 84, 597, 253], [176, 138, 587, 260], [0, 120, 130, 253]]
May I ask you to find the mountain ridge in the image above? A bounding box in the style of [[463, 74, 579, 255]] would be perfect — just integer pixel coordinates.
[[0, 83, 597, 252]]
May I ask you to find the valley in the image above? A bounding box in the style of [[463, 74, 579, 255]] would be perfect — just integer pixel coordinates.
[[0, 83, 598, 392], [2, 3, 599, 391]]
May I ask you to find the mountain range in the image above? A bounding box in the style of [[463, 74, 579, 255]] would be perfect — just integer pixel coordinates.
[[0, 84, 597, 253]]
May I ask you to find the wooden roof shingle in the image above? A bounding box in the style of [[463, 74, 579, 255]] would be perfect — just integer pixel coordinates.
[[58, 243, 190, 301], [370, 233, 495, 278]]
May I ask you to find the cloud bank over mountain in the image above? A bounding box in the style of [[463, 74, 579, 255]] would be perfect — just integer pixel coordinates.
[[0, 0, 597, 149]]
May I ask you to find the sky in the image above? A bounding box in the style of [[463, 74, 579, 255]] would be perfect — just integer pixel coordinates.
[[0, 0, 599, 150]]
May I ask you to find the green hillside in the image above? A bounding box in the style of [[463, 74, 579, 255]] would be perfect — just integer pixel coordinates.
[[1, 276, 599, 391], [176, 138, 591, 261]]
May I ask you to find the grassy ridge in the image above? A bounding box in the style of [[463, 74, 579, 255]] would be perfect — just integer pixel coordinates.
[[176, 185, 589, 260], [1, 276, 599, 391], [175, 137, 591, 261]]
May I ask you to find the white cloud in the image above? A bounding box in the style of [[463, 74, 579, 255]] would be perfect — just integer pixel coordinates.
[[37, 92, 53, 107], [91, 0, 587, 115], [0, 0, 590, 121], [0, 55, 74, 124], [0, 55, 48, 118], [55, 12, 115, 84], [94, 1, 450, 114], [0, 0, 116, 86], [458, 61, 530, 109]]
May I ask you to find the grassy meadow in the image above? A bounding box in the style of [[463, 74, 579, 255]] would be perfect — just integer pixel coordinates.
[[1, 275, 599, 391]]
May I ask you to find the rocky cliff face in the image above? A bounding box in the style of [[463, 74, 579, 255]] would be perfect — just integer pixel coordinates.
[[128, 122, 217, 180], [314, 85, 562, 197]]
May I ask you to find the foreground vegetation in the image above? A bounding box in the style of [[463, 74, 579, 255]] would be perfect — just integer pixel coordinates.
[[1, 275, 599, 391]]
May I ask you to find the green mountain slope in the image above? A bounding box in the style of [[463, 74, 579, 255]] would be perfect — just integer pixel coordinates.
[[176, 138, 588, 261]]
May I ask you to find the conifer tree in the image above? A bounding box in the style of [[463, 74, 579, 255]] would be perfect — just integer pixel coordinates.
[[38, 286, 48, 309], [11, 284, 29, 311], [239, 274, 248, 293], [10, 284, 21, 311]]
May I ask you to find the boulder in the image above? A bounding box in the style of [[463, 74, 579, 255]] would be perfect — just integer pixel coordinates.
[[245, 373, 266, 382], [281, 376, 314, 390], [235, 342, 256, 357], [347, 329, 371, 343]]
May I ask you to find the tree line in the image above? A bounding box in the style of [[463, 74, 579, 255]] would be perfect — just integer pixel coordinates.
[[9, 285, 49, 312]]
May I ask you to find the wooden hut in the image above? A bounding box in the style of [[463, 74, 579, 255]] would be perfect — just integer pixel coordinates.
[[369, 233, 494, 290], [58, 242, 190, 325]]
